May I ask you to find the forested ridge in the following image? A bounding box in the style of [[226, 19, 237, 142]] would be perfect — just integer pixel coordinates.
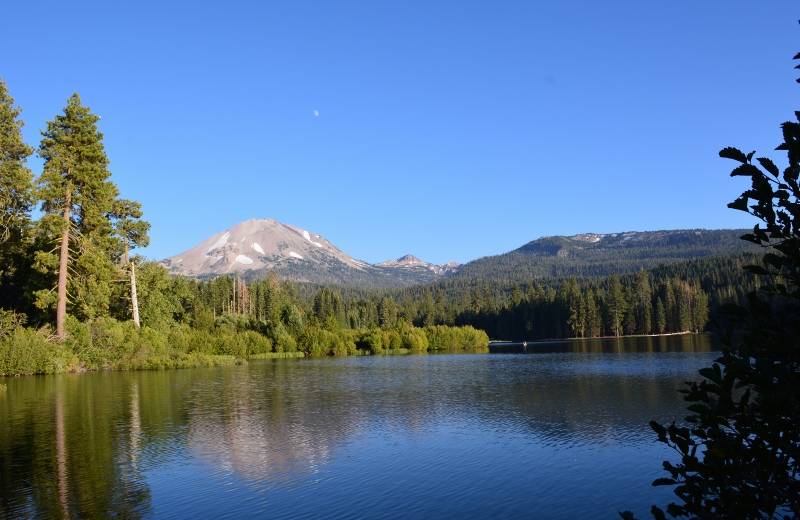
[[451, 229, 757, 283]]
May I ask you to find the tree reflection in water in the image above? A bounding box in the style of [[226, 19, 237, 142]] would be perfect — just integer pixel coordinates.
[[0, 335, 714, 518]]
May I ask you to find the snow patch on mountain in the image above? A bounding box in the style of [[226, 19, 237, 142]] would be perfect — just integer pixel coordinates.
[[251, 242, 265, 255], [288, 251, 303, 260], [302, 230, 323, 247], [206, 231, 230, 254], [235, 255, 254, 265], [572, 233, 602, 243]]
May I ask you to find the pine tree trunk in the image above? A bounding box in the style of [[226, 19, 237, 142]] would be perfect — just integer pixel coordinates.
[[130, 260, 140, 328], [56, 188, 71, 341]]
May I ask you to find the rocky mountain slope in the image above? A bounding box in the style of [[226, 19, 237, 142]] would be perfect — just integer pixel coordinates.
[[162, 219, 457, 287], [376, 254, 460, 275]]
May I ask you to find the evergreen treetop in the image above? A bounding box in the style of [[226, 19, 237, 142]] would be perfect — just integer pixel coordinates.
[[0, 78, 34, 243]]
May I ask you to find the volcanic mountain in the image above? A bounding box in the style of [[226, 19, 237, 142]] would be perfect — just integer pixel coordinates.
[[162, 219, 458, 287]]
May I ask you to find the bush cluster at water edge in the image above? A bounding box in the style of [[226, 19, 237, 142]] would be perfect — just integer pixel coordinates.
[[0, 327, 77, 376], [0, 315, 490, 377], [424, 325, 490, 352]]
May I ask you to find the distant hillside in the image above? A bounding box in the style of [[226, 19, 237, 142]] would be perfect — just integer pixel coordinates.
[[163, 224, 756, 287], [376, 254, 460, 275], [452, 229, 756, 283]]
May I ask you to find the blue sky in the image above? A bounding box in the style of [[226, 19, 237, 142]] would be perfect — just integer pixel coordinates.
[[2, 1, 798, 264]]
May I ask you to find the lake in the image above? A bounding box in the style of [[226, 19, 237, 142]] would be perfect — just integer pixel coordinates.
[[0, 334, 714, 519]]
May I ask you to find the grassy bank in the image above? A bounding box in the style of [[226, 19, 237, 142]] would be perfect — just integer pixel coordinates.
[[0, 316, 489, 377]]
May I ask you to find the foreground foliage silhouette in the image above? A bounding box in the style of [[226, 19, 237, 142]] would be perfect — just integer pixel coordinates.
[[623, 52, 800, 519]]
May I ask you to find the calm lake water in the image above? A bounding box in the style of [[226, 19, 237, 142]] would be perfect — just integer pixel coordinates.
[[0, 335, 714, 519]]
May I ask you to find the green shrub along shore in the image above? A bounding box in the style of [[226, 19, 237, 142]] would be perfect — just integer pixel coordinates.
[[0, 313, 488, 377]]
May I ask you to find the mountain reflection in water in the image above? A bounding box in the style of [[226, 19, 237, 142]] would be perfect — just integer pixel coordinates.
[[0, 334, 714, 519]]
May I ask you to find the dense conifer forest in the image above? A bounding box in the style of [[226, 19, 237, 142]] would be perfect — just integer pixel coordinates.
[[285, 253, 761, 340]]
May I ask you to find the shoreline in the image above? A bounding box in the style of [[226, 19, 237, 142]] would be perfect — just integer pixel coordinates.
[[489, 330, 704, 346], [0, 347, 494, 381], [2, 332, 705, 380]]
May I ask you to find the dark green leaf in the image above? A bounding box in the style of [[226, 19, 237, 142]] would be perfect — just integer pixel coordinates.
[[650, 506, 667, 520], [727, 197, 749, 212], [719, 147, 748, 163], [730, 164, 761, 177], [687, 404, 709, 414], [757, 157, 780, 177], [744, 265, 769, 275], [652, 478, 676, 486]]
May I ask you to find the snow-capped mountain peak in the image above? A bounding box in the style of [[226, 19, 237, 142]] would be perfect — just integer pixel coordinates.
[[162, 218, 458, 286], [377, 254, 461, 275], [163, 218, 366, 277]]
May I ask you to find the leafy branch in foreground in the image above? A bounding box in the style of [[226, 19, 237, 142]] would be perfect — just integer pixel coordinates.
[[623, 52, 800, 519]]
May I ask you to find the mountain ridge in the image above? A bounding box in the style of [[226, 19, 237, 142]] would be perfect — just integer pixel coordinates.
[[452, 228, 756, 283], [162, 220, 755, 287]]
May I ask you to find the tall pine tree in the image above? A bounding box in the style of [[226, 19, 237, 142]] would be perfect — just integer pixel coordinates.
[[606, 275, 626, 337], [35, 94, 119, 339], [0, 79, 35, 312], [634, 270, 653, 334]]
